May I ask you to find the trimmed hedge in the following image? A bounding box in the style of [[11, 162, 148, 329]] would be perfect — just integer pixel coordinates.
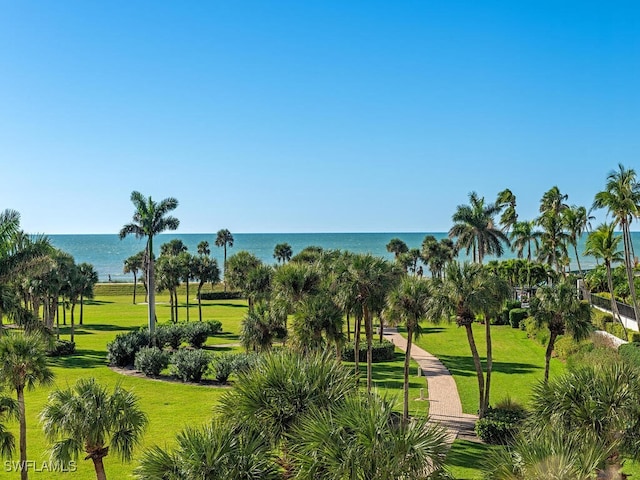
[[509, 308, 528, 329], [205, 320, 223, 334], [198, 292, 242, 300], [342, 340, 396, 362], [475, 406, 527, 445]]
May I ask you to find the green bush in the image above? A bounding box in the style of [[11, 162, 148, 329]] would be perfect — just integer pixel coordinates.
[[342, 340, 396, 362], [170, 349, 211, 382], [493, 309, 509, 326], [205, 320, 223, 335], [156, 323, 185, 349], [182, 322, 211, 348], [553, 336, 584, 360], [106, 329, 150, 367], [134, 347, 170, 376], [522, 318, 550, 346], [509, 308, 528, 329], [47, 340, 76, 357], [619, 343, 640, 370], [631, 332, 640, 343], [605, 322, 627, 340], [592, 311, 614, 330], [474, 405, 527, 445], [505, 300, 522, 311]]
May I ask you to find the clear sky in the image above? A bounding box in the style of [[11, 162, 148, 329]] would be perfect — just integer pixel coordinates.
[[2, 1, 638, 234]]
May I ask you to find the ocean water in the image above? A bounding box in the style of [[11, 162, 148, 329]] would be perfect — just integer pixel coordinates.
[[46, 232, 627, 282]]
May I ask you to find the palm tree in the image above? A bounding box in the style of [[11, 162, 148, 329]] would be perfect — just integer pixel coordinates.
[[123, 251, 144, 305], [562, 205, 592, 277], [77, 262, 98, 326], [240, 302, 283, 353], [386, 276, 431, 422], [196, 240, 210, 257], [430, 261, 509, 417], [537, 186, 569, 274], [41, 378, 148, 480], [119, 191, 179, 340], [449, 191, 510, 264], [273, 243, 293, 264], [290, 393, 448, 479], [0, 333, 54, 480], [292, 293, 344, 357], [336, 254, 399, 392], [0, 386, 17, 460], [528, 363, 640, 478], [496, 188, 518, 232], [215, 229, 234, 292], [135, 418, 279, 480], [593, 164, 640, 324], [510, 220, 541, 261], [385, 238, 408, 259], [191, 255, 220, 322], [584, 223, 627, 339], [530, 281, 592, 383]]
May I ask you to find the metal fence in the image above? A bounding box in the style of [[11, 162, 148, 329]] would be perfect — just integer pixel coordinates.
[[580, 287, 637, 321]]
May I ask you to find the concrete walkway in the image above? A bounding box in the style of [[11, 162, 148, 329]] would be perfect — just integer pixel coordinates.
[[384, 329, 478, 443]]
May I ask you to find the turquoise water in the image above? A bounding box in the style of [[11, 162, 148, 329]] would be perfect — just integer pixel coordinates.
[[47, 232, 629, 282]]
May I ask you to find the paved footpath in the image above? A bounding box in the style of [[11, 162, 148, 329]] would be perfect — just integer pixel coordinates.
[[384, 329, 479, 443]]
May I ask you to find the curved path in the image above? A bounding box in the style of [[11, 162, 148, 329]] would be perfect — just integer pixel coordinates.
[[384, 329, 478, 443]]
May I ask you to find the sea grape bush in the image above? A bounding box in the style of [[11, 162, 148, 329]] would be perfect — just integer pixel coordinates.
[[135, 347, 170, 376]]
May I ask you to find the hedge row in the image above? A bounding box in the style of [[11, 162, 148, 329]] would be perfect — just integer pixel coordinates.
[[342, 340, 396, 362]]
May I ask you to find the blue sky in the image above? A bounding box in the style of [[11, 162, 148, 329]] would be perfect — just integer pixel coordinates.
[[2, 1, 638, 234]]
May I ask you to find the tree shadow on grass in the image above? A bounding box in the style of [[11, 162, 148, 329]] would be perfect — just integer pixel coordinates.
[[436, 354, 540, 378], [205, 303, 247, 309], [348, 353, 424, 390], [202, 345, 235, 352], [81, 323, 139, 332], [445, 440, 495, 473], [49, 348, 106, 369], [83, 299, 115, 305]]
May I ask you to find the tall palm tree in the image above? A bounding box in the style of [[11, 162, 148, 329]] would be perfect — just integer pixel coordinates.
[[510, 220, 541, 261], [449, 191, 510, 264], [41, 378, 148, 480], [196, 240, 210, 257], [430, 261, 509, 417], [562, 205, 592, 277], [123, 251, 144, 305], [215, 229, 234, 292], [0, 386, 17, 461], [0, 333, 54, 480], [77, 263, 98, 326], [530, 281, 592, 383], [537, 186, 569, 274], [273, 243, 293, 264], [593, 164, 640, 324], [119, 191, 179, 340], [386, 276, 431, 422], [496, 188, 518, 232], [584, 223, 626, 339], [191, 255, 220, 322]]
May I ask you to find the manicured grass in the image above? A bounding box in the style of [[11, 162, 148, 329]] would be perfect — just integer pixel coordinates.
[[445, 440, 497, 479], [409, 322, 566, 414]]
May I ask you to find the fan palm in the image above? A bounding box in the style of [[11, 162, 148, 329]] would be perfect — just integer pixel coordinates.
[[385, 276, 431, 422], [123, 251, 145, 304], [119, 191, 179, 339], [0, 333, 54, 480], [385, 238, 409, 258], [449, 191, 510, 264], [215, 229, 234, 292], [593, 164, 640, 324], [41, 378, 148, 480], [0, 387, 17, 460], [273, 242, 293, 264], [530, 281, 592, 383], [191, 255, 220, 322]]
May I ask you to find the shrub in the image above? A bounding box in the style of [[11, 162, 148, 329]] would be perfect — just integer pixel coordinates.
[[205, 320, 223, 335], [211, 353, 237, 384], [156, 323, 185, 349], [592, 311, 614, 330], [198, 291, 241, 300], [631, 332, 640, 343], [475, 405, 527, 445], [492, 309, 509, 326], [134, 347, 170, 376], [509, 308, 528, 329], [553, 335, 585, 360], [505, 300, 522, 311], [107, 329, 150, 367], [342, 340, 396, 362], [170, 349, 211, 382], [182, 322, 211, 348], [605, 322, 627, 341], [619, 343, 640, 370], [47, 340, 76, 357]]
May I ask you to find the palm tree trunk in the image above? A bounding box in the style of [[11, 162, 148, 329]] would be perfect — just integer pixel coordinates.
[[483, 315, 492, 414], [364, 306, 373, 394], [573, 244, 583, 277], [70, 303, 75, 343], [18, 387, 27, 480], [346, 312, 351, 342], [622, 222, 640, 323], [91, 455, 108, 480], [197, 284, 203, 322], [79, 293, 84, 326], [354, 313, 362, 382], [606, 262, 628, 341], [378, 315, 384, 343], [544, 331, 558, 384], [133, 272, 137, 305], [186, 281, 190, 322], [148, 240, 157, 345], [464, 324, 486, 418], [223, 246, 227, 293], [403, 327, 413, 424]]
